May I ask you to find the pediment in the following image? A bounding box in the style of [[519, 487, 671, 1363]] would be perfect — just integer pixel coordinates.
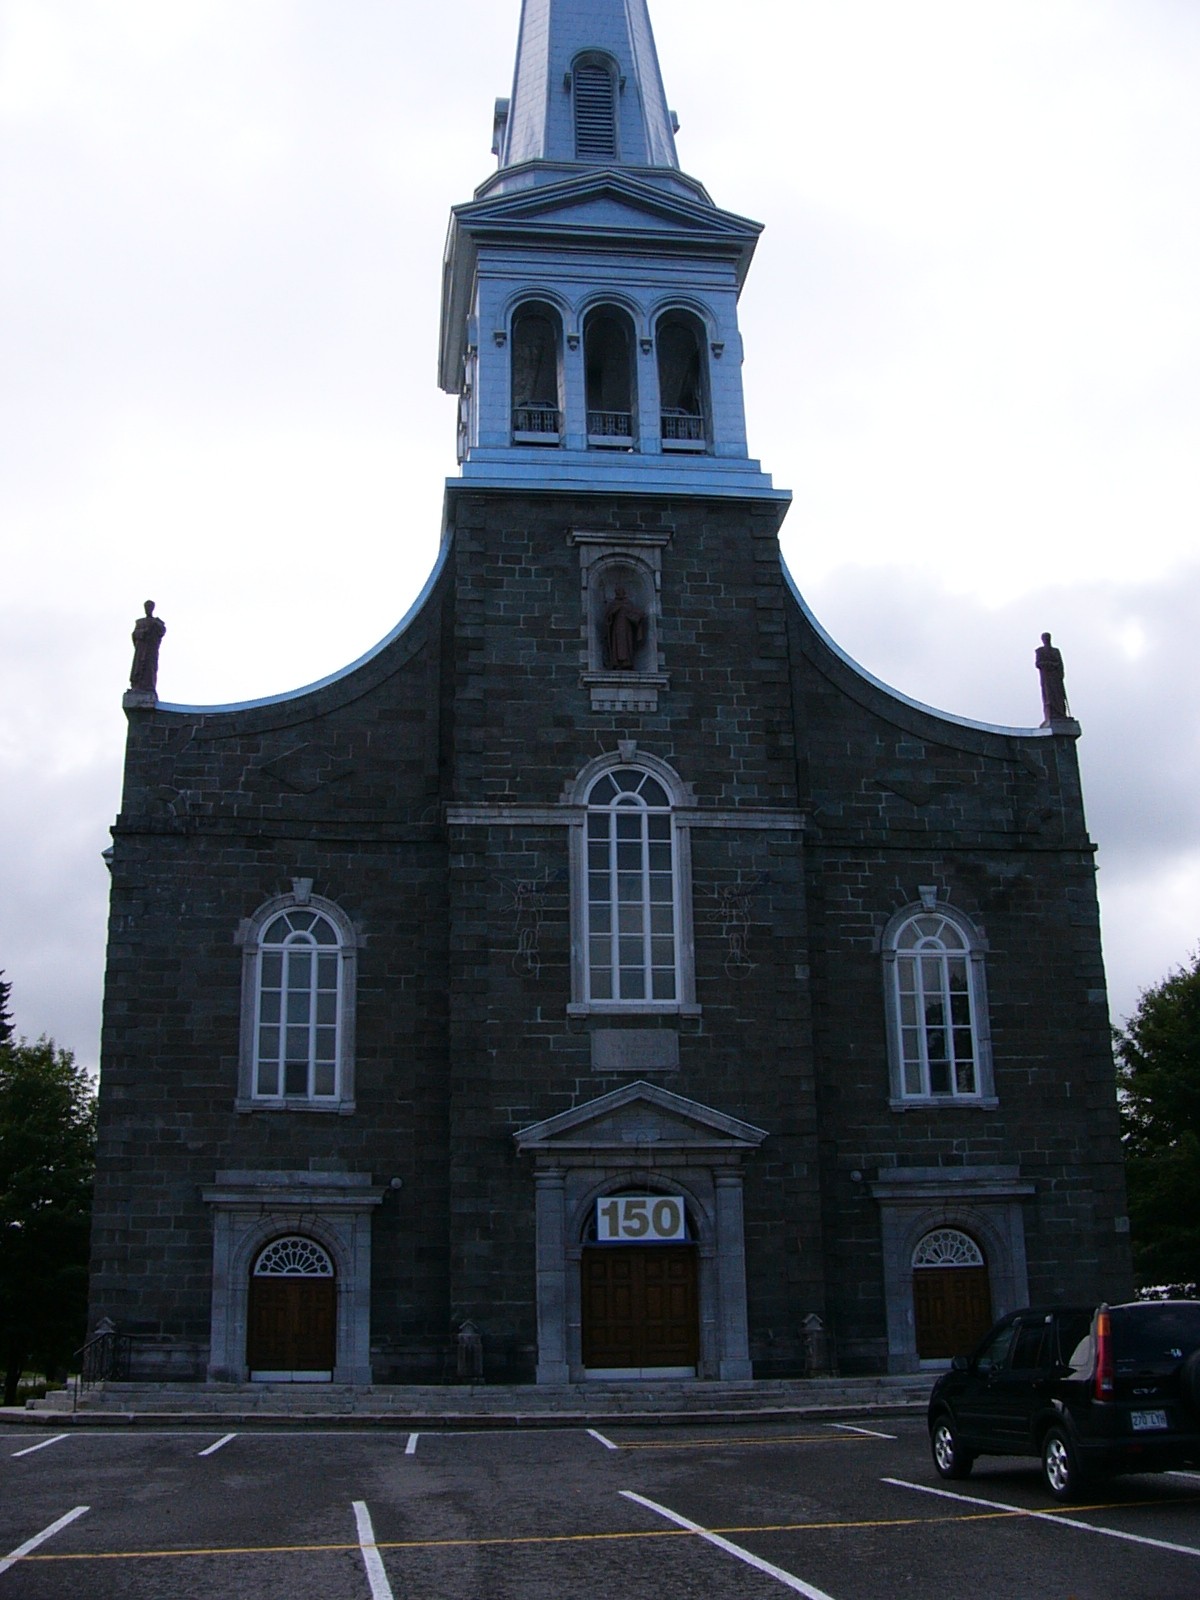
[[514, 1080, 768, 1154], [456, 173, 762, 247]]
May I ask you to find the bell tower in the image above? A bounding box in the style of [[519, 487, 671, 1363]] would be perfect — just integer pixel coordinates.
[[439, 0, 785, 500]]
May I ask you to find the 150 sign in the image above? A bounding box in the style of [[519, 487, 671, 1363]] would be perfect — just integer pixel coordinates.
[[596, 1195, 686, 1243]]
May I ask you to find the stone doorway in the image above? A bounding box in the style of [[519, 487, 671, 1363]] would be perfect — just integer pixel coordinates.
[[581, 1244, 699, 1375], [246, 1236, 336, 1381], [912, 1228, 992, 1360]]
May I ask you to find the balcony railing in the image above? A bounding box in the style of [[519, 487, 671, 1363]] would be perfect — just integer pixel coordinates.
[[587, 410, 634, 448], [512, 405, 562, 443], [661, 410, 707, 451]]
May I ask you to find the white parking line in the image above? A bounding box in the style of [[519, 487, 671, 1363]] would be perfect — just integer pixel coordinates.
[[588, 1428, 618, 1450], [405, 1433, 419, 1456], [352, 1501, 395, 1600], [197, 1433, 236, 1457], [884, 1477, 1200, 1560], [0, 1507, 89, 1577], [621, 1490, 839, 1599], [826, 1423, 897, 1440], [10, 1434, 68, 1459]]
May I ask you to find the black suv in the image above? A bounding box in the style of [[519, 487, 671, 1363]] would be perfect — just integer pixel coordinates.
[[927, 1300, 1200, 1500]]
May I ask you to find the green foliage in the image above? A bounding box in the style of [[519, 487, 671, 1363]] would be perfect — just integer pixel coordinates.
[[1115, 950, 1200, 1290], [0, 974, 12, 1048], [0, 1036, 96, 1406]]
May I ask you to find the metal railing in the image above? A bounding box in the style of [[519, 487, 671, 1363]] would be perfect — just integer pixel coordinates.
[[512, 405, 561, 438], [587, 409, 634, 441], [661, 410, 706, 444], [74, 1326, 136, 1407]]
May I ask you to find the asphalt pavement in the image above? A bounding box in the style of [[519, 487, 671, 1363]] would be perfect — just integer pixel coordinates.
[[3, 1415, 1199, 1598]]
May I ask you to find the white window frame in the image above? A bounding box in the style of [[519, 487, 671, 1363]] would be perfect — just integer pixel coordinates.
[[881, 900, 996, 1110], [236, 887, 358, 1113], [565, 751, 698, 1016]]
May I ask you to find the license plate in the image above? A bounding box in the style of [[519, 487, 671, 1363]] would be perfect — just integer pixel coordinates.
[[1131, 1409, 1168, 1431]]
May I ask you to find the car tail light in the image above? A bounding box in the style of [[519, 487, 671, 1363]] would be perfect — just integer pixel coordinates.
[[1094, 1306, 1114, 1400]]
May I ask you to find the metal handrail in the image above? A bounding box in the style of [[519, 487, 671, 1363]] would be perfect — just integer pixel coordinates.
[[73, 1327, 136, 1409]]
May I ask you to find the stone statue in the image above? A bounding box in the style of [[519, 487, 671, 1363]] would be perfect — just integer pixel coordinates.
[[129, 600, 166, 695], [1035, 631, 1070, 724], [603, 585, 645, 671]]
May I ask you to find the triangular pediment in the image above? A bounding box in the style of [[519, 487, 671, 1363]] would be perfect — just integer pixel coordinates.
[[514, 1080, 768, 1153], [456, 172, 762, 248]]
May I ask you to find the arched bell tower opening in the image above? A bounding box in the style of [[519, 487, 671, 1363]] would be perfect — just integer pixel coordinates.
[[656, 309, 709, 452], [585, 306, 637, 449], [511, 300, 564, 444]]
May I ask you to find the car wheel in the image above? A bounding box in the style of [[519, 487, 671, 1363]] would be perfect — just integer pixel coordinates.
[[931, 1414, 974, 1480], [1041, 1426, 1084, 1502]]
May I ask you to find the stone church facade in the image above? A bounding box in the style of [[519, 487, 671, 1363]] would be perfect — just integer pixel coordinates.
[[89, 0, 1131, 1386]]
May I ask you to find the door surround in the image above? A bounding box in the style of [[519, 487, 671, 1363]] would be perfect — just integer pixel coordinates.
[[515, 1081, 767, 1383], [203, 1170, 384, 1384], [870, 1165, 1034, 1374]]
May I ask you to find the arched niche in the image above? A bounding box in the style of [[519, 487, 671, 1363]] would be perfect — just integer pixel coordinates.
[[589, 556, 657, 675], [511, 301, 563, 443]]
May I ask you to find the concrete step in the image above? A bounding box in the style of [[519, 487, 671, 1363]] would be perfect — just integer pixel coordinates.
[[21, 1374, 935, 1426]]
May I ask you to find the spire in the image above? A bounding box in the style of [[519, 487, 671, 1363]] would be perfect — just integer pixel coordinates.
[[496, 0, 679, 172]]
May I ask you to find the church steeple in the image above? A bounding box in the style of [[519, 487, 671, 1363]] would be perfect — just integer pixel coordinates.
[[495, 0, 679, 174], [439, 0, 786, 503]]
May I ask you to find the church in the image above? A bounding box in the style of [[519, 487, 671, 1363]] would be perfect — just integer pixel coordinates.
[[89, 0, 1131, 1387]]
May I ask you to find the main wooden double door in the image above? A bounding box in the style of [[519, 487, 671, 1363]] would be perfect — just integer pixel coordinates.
[[913, 1265, 992, 1359], [247, 1277, 336, 1376], [581, 1245, 699, 1371]]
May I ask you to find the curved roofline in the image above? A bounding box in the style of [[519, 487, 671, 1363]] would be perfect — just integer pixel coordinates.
[[156, 539, 451, 717], [780, 555, 1053, 739]]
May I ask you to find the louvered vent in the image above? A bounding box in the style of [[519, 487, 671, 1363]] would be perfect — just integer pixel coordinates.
[[574, 63, 617, 159]]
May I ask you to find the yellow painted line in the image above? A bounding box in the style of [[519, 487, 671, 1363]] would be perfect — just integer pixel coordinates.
[[19, 1494, 1200, 1566], [614, 1433, 874, 1451]]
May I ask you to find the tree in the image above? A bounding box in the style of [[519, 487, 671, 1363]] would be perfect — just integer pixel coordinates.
[[1115, 950, 1200, 1291], [0, 974, 12, 1048], [0, 1036, 96, 1405]]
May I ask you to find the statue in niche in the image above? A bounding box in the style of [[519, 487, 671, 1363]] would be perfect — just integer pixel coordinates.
[[603, 584, 646, 670], [129, 600, 166, 695], [1035, 631, 1070, 723]]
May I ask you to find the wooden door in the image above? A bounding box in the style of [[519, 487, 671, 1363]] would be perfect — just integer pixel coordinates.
[[247, 1276, 336, 1374], [913, 1265, 992, 1359], [581, 1246, 698, 1369]]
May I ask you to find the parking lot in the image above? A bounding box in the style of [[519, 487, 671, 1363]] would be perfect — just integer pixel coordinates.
[[3, 1415, 1199, 1598]]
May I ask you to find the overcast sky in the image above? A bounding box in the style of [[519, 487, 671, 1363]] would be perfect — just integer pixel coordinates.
[[2, 0, 1198, 1070]]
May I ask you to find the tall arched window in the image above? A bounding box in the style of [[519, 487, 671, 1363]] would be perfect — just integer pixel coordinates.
[[511, 301, 562, 443], [573, 56, 618, 161], [237, 887, 358, 1111], [656, 311, 708, 451], [585, 307, 636, 448], [882, 903, 995, 1106], [586, 767, 677, 1003]]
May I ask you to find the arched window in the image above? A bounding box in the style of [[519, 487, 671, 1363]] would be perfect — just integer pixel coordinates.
[[584, 767, 677, 1003], [511, 301, 562, 443], [573, 56, 618, 161], [584, 307, 636, 448], [882, 903, 994, 1106], [236, 887, 357, 1111], [656, 311, 708, 451]]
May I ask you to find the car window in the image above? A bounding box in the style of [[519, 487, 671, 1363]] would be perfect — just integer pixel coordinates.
[[1010, 1319, 1049, 1371], [1054, 1311, 1093, 1371], [1112, 1304, 1200, 1372], [976, 1322, 1017, 1374]]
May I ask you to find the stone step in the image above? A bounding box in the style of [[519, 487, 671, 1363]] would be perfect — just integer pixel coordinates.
[[25, 1374, 935, 1425]]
